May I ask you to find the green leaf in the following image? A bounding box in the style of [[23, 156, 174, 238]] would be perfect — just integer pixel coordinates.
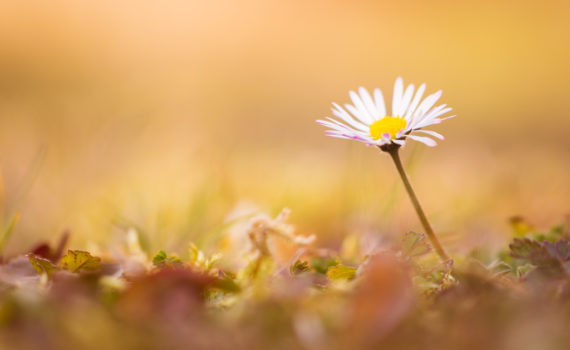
[[542, 240, 570, 262], [152, 250, 183, 268], [152, 250, 167, 265], [515, 263, 535, 278], [529, 221, 569, 242], [414, 259, 454, 295], [509, 238, 558, 268], [424, 259, 454, 283], [27, 253, 56, 276], [214, 276, 241, 293], [290, 260, 310, 275], [326, 264, 357, 281], [59, 250, 101, 273], [401, 231, 431, 258], [310, 257, 339, 274]]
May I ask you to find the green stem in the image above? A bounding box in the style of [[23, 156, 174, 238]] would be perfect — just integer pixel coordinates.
[[385, 146, 449, 261]]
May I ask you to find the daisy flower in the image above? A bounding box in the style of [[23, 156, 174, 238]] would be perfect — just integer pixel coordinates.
[[317, 77, 456, 262], [317, 77, 455, 148]]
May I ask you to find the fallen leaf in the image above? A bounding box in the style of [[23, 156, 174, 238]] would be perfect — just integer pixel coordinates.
[[59, 250, 101, 273], [27, 254, 56, 276]]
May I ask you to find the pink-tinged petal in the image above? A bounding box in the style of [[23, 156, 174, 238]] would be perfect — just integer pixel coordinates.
[[407, 134, 437, 147], [324, 131, 357, 139], [325, 130, 376, 145], [392, 139, 406, 146], [325, 133, 357, 141], [321, 118, 369, 138], [373, 88, 387, 117], [318, 121, 363, 138], [392, 77, 404, 116], [375, 139, 390, 147], [316, 119, 350, 132]]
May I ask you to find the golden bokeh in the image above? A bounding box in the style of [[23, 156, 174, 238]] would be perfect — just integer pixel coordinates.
[[0, 0, 569, 254]]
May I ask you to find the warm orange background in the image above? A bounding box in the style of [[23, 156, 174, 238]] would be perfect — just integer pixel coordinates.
[[0, 0, 569, 254]]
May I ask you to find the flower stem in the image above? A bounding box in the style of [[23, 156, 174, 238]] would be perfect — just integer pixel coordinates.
[[384, 145, 449, 261]]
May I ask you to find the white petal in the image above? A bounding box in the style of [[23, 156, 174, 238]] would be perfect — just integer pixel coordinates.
[[412, 104, 447, 127], [415, 90, 442, 116], [413, 106, 452, 129], [438, 115, 456, 121], [322, 118, 368, 137], [317, 119, 356, 133], [325, 133, 359, 141], [414, 129, 444, 140], [325, 130, 376, 145], [416, 119, 442, 128], [397, 84, 415, 117], [358, 87, 381, 120], [422, 107, 452, 125], [331, 103, 368, 132], [410, 90, 442, 126], [392, 77, 404, 116], [324, 129, 355, 138], [407, 134, 437, 147], [392, 139, 406, 146], [325, 130, 359, 139], [404, 83, 426, 121], [426, 104, 451, 118], [345, 103, 370, 125], [417, 115, 456, 129], [349, 91, 373, 124], [373, 88, 387, 118], [395, 129, 406, 138]]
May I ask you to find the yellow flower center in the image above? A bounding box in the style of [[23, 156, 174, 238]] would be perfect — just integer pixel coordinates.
[[369, 116, 407, 140]]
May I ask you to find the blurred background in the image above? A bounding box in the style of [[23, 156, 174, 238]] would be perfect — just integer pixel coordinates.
[[0, 0, 569, 256]]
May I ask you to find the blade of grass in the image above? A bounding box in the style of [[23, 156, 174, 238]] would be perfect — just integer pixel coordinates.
[[5, 147, 47, 218], [1, 147, 47, 256], [0, 213, 20, 256]]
